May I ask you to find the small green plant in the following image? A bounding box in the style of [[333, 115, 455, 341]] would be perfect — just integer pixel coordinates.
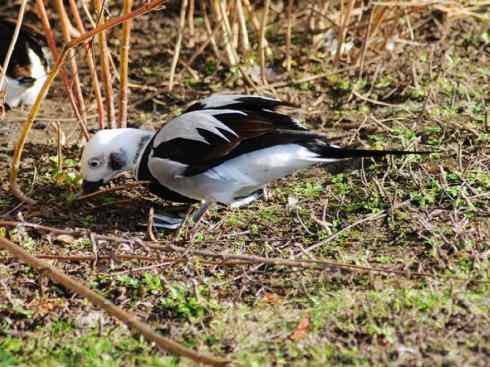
[[158, 283, 216, 322]]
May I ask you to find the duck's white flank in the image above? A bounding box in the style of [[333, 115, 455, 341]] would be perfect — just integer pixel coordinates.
[[148, 143, 338, 204]]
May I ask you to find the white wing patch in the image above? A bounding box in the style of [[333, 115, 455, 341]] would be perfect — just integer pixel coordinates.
[[28, 49, 47, 79], [153, 109, 243, 146], [199, 94, 279, 109]]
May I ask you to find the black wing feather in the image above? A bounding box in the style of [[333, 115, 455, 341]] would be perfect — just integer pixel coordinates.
[[152, 110, 322, 176], [185, 95, 298, 113]]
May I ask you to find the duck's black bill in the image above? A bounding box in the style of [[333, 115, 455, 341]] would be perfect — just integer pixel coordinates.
[[82, 179, 104, 194]]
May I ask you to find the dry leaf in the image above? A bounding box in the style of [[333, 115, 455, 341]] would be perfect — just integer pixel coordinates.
[[288, 313, 310, 341], [28, 298, 62, 317], [262, 292, 282, 305], [55, 234, 76, 245]]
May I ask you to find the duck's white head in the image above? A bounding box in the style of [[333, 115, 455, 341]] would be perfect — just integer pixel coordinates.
[[80, 128, 153, 193]]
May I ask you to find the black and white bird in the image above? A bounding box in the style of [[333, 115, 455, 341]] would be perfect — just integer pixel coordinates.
[[81, 94, 427, 229], [0, 19, 49, 108]]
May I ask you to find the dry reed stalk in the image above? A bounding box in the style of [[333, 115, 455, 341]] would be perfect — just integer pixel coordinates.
[[80, 0, 96, 28], [118, 0, 134, 128], [0, 0, 28, 105], [308, 3, 318, 33], [168, 0, 188, 91], [242, 0, 272, 56], [236, 0, 250, 53], [9, 0, 167, 205], [35, 0, 90, 140], [286, 0, 293, 72], [187, 0, 195, 47], [187, 24, 221, 66], [211, 0, 239, 65], [220, 0, 240, 63], [230, 1, 239, 50], [200, 0, 224, 64], [258, 0, 271, 85], [335, 0, 356, 63], [54, 0, 88, 126], [0, 236, 230, 366], [94, 0, 116, 128], [379, 8, 401, 52], [68, 0, 106, 129], [311, 1, 330, 51], [371, 6, 389, 39], [358, 6, 376, 76]]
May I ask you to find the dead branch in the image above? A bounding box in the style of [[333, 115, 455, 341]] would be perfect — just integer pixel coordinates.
[[0, 236, 229, 366], [37, 254, 164, 262], [77, 180, 150, 200], [0, 220, 483, 283]]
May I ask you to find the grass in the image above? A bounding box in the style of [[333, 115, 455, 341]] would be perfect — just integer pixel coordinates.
[[1, 7, 490, 367]]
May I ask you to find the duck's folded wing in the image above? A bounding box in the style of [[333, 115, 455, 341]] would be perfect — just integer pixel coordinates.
[[184, 94, 299, 114], [150, 109, 322, 176]]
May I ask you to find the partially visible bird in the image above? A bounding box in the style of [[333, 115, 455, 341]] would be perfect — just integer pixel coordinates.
[[0, 19, 49, 108], [80, 94, 428, 229]]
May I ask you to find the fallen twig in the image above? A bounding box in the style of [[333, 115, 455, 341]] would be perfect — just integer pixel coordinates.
[[77, 180, 151, 200], [37, 254, 163, 262], [0, 236, 229, 366], [1, 220, 484, 283]]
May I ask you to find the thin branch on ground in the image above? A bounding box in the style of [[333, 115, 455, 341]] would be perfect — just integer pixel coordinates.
[[0, 236, 230, 366], [77, 180, 151, 200], [1, 220, 485, 283]]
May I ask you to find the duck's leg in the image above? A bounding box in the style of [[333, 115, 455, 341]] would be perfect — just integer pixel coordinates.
[[230, 189, 263, 208], [151, 201, 214, 231], [191, 201, 214, 224]]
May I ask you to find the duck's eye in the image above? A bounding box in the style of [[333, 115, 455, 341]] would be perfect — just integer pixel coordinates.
[[88, 158, 101, 169]]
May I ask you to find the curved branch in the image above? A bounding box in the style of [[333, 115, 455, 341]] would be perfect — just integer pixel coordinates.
[[9, 0, 167, 205], [0, 236, 229, 366]]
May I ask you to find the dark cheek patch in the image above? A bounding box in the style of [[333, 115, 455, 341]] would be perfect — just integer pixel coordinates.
[[109, 150, 127, 171]]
